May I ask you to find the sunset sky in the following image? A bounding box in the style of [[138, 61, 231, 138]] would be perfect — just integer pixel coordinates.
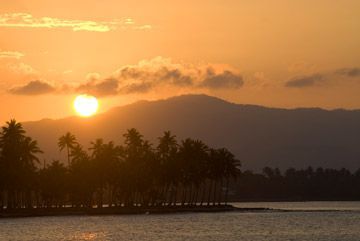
[[1, 0, 360, 123]]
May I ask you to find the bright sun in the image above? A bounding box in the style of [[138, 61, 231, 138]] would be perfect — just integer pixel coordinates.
[[73, 94, 99, 117]]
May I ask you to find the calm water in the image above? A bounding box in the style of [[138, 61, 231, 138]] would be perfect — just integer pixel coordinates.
[[1, 202, 360, 241]]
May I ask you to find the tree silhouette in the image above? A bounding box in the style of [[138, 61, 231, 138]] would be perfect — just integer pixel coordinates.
[[0, 119, 42, 209], [157, 131, 178, 206], [58, 132, 77, 167], [69, 145, 94, 208], [0, 120, 247, 210], [2, 120, 360, 211], [218, 148, 241, 204], [40, 160, 67, 208]]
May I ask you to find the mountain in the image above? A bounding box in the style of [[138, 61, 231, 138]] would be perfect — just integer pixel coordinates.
[[22, 94, 360, 171]]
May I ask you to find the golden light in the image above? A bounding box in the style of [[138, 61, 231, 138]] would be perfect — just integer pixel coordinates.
[[73, 94, 99, 117]]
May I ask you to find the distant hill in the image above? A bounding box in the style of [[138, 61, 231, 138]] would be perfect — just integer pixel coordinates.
[[23, 94, 360, 171]]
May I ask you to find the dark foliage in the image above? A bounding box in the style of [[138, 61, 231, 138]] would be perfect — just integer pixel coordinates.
[[0, 120, 240, 209], [232, 167, 360, 201]]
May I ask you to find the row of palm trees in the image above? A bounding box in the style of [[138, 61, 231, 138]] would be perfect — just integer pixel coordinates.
[[0, 119, 241, 209]]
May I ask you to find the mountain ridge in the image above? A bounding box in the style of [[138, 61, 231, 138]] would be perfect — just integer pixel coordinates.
[[21, 94, 360, 171]]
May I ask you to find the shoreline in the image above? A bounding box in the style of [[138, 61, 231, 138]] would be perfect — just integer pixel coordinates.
[[0, 205, 273, 218], [2, 202, 358, 218]]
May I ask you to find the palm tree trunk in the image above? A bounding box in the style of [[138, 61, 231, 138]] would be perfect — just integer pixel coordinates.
[[188, 185, 193, 205], [194, 187, 199, 206], [26, 190, 32, 208], [218, 178, 223, 206], [172, 185, 178, 206], [98, 185, 103, 208], [67, 146, 70, 167], [181, 185, 186, 206], [108, 186, 113, 208], [0, 191, 3, 210], [213, 180, 217, 205], [207, 180, 213, 206], [225, 177, 230, 205], [200, 182, 206, 206]]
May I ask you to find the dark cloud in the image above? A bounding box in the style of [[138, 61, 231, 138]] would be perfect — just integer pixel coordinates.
[[335, 68, 360, 77], [118, 66, 194, 87], [157, 68, 193, 86], [8, 58, 246, 97], [199, 69, 243, 89], [120, 82, 153, 94], [76, 78, 119, 96], [116, 61, 243, 93], [285, 74, 324, 88], [9, 80, 55, 95]]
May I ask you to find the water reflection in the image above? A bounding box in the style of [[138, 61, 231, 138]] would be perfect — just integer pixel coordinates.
[[74, 232, 99, 240]]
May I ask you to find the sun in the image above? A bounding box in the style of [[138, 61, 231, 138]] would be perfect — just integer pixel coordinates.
[[73, 94, 99, 117]]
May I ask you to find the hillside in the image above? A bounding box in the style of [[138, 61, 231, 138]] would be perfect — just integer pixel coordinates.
[[23, 94, 360, 171]]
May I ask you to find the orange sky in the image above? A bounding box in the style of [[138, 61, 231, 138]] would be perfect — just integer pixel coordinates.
[[0, 0, 360, 123]]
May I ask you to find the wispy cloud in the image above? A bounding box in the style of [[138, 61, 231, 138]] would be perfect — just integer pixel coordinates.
[[8, 62, 37, 75], [285, 66, 360, 88], [0, 13, 152, 32], [285, 74, 324, 88], [335, 68, 360, 78], [0, 50, 24, 59]]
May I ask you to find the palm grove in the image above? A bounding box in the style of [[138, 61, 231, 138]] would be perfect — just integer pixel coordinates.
[[0, 120, 240, 209]]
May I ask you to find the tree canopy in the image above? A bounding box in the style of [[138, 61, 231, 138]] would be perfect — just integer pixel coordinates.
[[0, 120, 240, 209]]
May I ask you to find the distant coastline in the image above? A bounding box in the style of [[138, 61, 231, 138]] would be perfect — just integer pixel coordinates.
[[2, 201, 357, 218], [0, 205, 262, 218]]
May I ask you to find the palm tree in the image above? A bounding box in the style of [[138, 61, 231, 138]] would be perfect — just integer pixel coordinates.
[[90, 139, 121, 208], [68, 145, 96, 208], [20, 136, 43, 208], [21, 136, 43, 167], [157, 131, 178, 205], [58, 132, 77, 166], [178, 139, 208, 206], [70, 144, 88, 163], [0, 119, 43, 208], [89, 139, 104, 158], [123, 128, 144, 159], [207, 148, 221, 205], [220, 148, 241, 205], [0, 120, 26, 209], [157, 131, 178, 159], [0, 119, 26, 156], [40, 160, 68, 208]]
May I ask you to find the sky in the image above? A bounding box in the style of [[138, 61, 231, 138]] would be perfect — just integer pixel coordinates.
[[0, 0, 360, 123]]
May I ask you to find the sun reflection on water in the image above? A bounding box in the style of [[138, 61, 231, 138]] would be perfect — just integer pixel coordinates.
[[73, 232, 101, 240]]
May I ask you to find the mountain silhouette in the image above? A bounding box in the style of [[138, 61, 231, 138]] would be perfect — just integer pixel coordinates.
[[23, 94, 360, 170]]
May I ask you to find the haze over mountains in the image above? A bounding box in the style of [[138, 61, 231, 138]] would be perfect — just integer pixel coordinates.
[[23, 95, 360, 171]]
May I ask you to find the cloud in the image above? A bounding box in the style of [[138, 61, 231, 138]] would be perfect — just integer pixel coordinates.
[[7, 57, 244, 96], [200, 68, 243, 89], [86, 72, 101, 82], [78, 61, 196, 95], [285, 74, 324, 88], [9, 80, 55, 95], [0, 13, 152, 32], [0, 51, 24, 59], [335, 68, 360, 78], [8, 62, 37, 75], [112, 57, 244, 94], [76, 78, 119, 96], [121, 82, 153, 94], [117, 64, 194, 94]]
